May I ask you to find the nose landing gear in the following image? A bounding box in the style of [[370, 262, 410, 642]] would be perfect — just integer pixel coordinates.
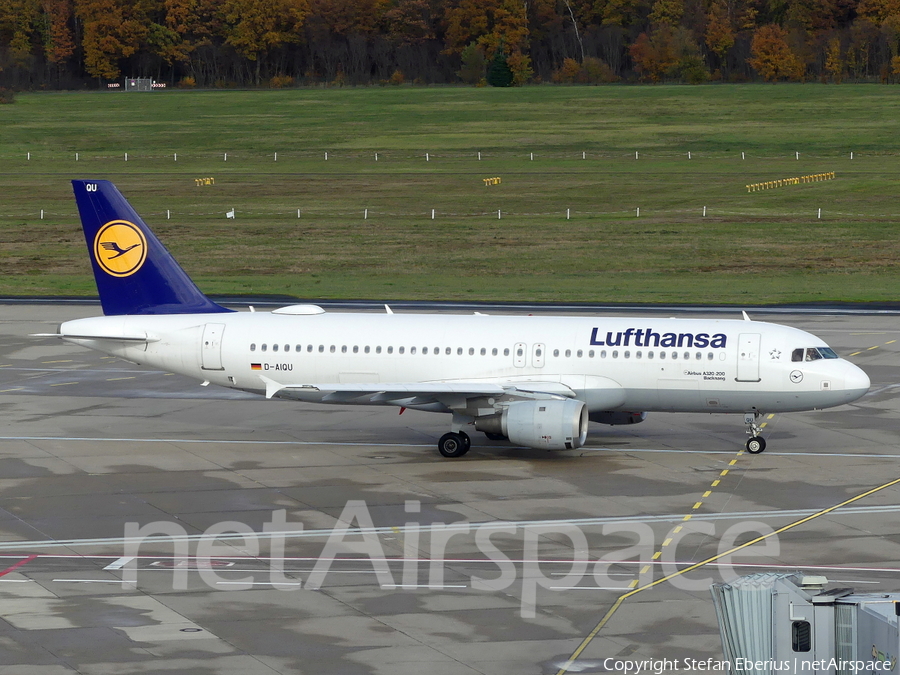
[[744, 411, 766, 454]]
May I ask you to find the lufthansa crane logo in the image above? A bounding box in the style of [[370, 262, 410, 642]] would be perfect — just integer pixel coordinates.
[[93, 220, 147, 277]]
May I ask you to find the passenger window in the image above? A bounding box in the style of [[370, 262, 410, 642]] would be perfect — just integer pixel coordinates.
[[481, 348, 486, 356], [805, 348, 822, 361], [341, 345, 347, 353], [792, 348, 804, 362], [695, 352, 701, 360], [295, 345, 301, 352], [648, 351, 654, 359], [600, 350, 607, 358], [446, 347, 451, 355], [284, 344, 290, 352], [565, 350, 571, 357], [636, 351, 642, 359], [492, 348, 498, 356], [329, 345, 335, 353], [576, 350, 582, 358], [671, 351, 677, 360], [365, 346, 370, 353], [624, 351, 630, 358], [387, 346, 393, 354], [422, 347, 428, 354], [262, 344, 268, 352], [707, 352, 713, 360], [683, 352, 689, 360], [516, 348, 523, 357], [588, 350, 594, 358], [504, 348, 510, 356], [660, 351, 665, 360], [434, 347, 439, 354], [376, 346, 382, 354], [612, 350, 618, 358], [553, 349, 559, 357], [411, 347, 416, 354], [469, 348, 474, 355], [399, 347, 405, 354], [307, 345, 313, 352], [250, 343, 256, 352], [353, 346, 358, 353]]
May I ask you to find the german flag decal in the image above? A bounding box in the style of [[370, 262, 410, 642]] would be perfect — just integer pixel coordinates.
[[251, 363, 262, 371]]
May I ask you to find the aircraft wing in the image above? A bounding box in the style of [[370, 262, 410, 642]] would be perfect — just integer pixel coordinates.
[[259, 377, 575, 406]]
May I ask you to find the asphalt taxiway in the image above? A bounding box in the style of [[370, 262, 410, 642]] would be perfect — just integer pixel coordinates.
[[0, 303, 898, 675]]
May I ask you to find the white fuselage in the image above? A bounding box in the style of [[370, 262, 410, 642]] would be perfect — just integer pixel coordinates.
[[59, 309, 870, 416]]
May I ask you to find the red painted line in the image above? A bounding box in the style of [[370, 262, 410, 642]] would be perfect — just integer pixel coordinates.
[[0, 554, 37, 577]]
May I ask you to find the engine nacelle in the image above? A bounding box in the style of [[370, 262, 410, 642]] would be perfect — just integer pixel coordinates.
[[475, 399, 588, 450], [589, 411, 647, 425]]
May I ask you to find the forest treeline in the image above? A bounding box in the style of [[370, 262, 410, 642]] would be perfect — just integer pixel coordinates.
[[2, 0, 900, 90]]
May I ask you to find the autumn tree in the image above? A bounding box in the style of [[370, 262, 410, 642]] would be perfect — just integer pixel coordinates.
[[824, 36, 844, 80], [74, 0, 156, 79], [42, 0, 76, 66], [630, 26, 706, 82], [748, 24, 805, 80], [222, 0, 309, 84], [456, 40, 485, 83]]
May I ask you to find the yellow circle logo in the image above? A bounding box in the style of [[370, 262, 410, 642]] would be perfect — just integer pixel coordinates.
[[93, 221, 147, 277]]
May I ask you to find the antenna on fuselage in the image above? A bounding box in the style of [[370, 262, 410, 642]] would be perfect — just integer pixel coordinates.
[[384, 304, 393, 315], [742, 310, 751, 321]]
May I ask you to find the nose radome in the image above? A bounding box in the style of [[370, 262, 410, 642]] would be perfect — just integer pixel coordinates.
[[844, 362, 870, 396]]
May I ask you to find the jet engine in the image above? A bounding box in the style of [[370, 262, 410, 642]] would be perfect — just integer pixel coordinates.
[[589, 411, 647, 425], [475, 399, 588, 450]]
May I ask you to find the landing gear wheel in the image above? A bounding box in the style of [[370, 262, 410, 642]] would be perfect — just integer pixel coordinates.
[[438, 432, 470, 458], [484, 432, 507, 441], [746, 436, 766, 454]]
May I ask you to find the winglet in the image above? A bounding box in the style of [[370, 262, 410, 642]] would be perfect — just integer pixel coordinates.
[[72, 180, 231, 316]]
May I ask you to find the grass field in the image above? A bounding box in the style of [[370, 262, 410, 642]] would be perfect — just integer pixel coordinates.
[[2, 84, 900, 303]]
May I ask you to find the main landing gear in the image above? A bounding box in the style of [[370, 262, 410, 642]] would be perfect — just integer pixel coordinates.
[[438, 432, 471, 458], [744, 411, 766, 454]]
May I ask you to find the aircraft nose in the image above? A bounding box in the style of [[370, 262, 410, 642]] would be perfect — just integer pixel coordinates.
[[843, 362, 870, 400]]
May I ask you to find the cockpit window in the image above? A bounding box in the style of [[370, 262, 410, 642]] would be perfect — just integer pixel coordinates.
[[794, 346, 839, 362]]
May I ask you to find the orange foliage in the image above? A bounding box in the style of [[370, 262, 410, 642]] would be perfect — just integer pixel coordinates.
[[748, 24, 804, 81]]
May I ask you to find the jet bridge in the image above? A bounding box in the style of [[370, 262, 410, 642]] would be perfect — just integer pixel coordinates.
[[711, 572, 899, 675]]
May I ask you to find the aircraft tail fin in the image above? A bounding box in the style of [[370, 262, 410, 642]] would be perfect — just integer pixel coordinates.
[[72, 180, 230, 316]]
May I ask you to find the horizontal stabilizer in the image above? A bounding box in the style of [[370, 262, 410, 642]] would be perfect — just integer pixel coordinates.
[[31, 332, 158, 342]]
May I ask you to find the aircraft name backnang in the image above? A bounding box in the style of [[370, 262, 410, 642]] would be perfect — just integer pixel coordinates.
[[590, 327, 728, 349]]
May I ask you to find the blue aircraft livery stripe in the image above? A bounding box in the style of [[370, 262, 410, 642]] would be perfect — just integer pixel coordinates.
[[590, 327, 728, 349]]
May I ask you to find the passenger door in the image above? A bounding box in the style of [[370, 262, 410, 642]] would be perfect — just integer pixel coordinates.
[[736, 333, 761, 382]]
